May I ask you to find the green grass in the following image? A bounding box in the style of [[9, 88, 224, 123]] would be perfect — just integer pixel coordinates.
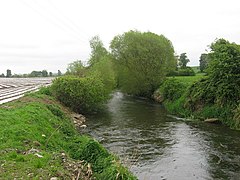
[[167, 73, 206, 87], [0, 92, 136, 179]]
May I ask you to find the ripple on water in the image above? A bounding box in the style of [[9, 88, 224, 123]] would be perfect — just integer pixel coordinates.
[[84, 92, 240, 180]]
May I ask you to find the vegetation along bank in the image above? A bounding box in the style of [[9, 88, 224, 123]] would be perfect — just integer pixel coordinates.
[[1, 30, 239, 179], [154, 39, 240, 129], [0, 88, 136, 179]]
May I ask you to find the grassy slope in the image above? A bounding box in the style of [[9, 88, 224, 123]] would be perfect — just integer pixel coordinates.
[[163, 74, 239, 129], [164, 74, 205, 117], [0, 92, 136, 179]]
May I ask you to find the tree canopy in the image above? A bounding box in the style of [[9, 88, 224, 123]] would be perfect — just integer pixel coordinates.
[[207, 39, 240, 104], [199, 53, 208, 72], [66, 60, 85, 77], [89, 36, 108, 66], [6, 69, 12, 78], [187, 39, 240, 108], [178, 53, 190, 68], [110, 30, 176, 97]]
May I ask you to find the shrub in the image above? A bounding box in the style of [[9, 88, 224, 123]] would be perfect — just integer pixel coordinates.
[[178, 67, 195, 76], [51, 76, 108, 114], [38, 86, 52, 96], [185, 78, 214, 110], [167, 67, 195, 76], [159, 78, 186, 101]]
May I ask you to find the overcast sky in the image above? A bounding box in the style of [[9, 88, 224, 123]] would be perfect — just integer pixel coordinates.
[[0, 0, 239, 74]]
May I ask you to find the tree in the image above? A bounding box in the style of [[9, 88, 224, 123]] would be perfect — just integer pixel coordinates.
[[89, 36, 108, 66], [87, 36, 116, 93], [30, 71, 42, 77], [207, 39, 240, 104], [65, 61, 85, 77], [49, 72, 53, 77], [110, 30, 176, 97], [42, 70, 48, 77], [57, 70, 62, 76], [178, 53, 190, 68], [199, 53, 208, 72], [6, 69, 12, 78], [188, 39, 240, 108], [0, 73, 5, 77], [88, 56, 117, 94]]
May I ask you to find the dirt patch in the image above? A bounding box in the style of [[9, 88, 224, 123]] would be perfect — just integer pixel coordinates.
[[60, 152, 93, 180]]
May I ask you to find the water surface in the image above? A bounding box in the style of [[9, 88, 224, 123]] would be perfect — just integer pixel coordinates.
[[84, 92, 240, 180]]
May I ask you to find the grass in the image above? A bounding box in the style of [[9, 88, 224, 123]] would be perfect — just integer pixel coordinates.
[[167, 73, 206, 87], [0, 91, 136, 179]]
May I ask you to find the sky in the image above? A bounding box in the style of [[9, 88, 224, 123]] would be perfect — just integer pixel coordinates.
[[0, 0, 239, 74]]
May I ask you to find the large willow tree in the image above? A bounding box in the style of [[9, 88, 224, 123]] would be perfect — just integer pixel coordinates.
[[110, 30, 176, 97]]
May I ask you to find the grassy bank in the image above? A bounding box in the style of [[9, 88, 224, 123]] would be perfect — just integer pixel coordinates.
[[0, 91, 136, 179], [155, 74, 240, 129]]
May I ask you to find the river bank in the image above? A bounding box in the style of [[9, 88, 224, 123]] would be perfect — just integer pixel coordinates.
[[0, 91, 136, 179], [153, 75, 240, 130]]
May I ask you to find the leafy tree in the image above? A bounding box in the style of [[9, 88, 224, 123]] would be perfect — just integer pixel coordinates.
[[49, 72, 53, 77], [87, 36, 116, 93], [30, 71, 42, 77], [88, 56, 116, 94], [57, 70, 62, 76], [6, 69, 12, 78], [89, 36, 108, 66], [0, 73, 5, 77], [110, 30, 176, 97], [178, 53, 190, 68], [187, 39, 240, 110], [199, 53, 208, 72], [207, 39, 240, 104], [66, 61, 85, 77], [42, 70, 48, 77]]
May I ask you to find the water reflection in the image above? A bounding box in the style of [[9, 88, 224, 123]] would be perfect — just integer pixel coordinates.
[[83, 92, 240, 180]]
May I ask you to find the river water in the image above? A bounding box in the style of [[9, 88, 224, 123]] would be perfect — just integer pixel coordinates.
[[84, 92, 240, 180]]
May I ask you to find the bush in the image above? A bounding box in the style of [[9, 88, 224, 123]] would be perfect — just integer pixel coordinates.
[[51, 76, 108, 114], [167, 67, 195, 76], [178, 67, 195, 76], [159, 79, 186, 101], [38, 86, 52, 96], [185, 78, 214, 110]]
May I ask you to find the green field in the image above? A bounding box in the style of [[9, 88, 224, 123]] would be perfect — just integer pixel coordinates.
[[167, 73, 206, 87]]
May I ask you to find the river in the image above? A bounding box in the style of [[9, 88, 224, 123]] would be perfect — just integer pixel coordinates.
[[83, 92, 240, 180]]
